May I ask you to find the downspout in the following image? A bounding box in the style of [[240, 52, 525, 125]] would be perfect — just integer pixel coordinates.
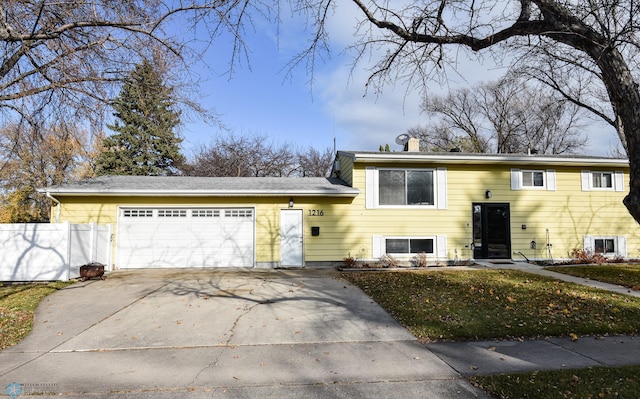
[[46, 192, 61, 223]]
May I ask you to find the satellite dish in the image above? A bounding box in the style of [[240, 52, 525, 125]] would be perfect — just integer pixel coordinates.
[[395, 134, 410, 146]]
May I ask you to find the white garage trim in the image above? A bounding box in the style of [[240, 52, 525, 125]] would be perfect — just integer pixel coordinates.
[[116, 206, 255, 268]]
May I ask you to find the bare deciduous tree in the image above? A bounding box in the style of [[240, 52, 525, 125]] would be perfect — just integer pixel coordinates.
[[186, 133, 299, 177], [298, 147, 334, 177], [282, 0, 640, 222], [0, 0, 241, 125], [414, 79, 587, 154], [186, 133, 334, 178]]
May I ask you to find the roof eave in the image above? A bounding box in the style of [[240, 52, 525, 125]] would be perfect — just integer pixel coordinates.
[[41, 189, 359, 197], [342, 152, 630, 167]]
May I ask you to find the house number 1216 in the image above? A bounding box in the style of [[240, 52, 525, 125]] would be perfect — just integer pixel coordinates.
[[308, 210, 325, 216]]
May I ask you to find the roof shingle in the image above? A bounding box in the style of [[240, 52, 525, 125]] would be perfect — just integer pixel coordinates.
[[43, 175, 359, 197]]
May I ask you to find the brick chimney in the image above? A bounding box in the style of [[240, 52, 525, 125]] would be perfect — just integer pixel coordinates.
[[406, 137, 420, 152]]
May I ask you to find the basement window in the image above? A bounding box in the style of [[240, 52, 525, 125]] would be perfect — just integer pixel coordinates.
[[385, 238, 434, 254]]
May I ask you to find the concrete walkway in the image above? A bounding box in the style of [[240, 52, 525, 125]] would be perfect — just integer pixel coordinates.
[[2, 263, 639, 398], [0, 268, 489, 398]]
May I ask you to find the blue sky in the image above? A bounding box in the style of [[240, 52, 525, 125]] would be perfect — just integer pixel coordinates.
[[178, 6, 621, 158]]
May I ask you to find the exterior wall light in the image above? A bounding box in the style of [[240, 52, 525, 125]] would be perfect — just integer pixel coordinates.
[[485, 190, 492, 199], [289, 197, 294, 208]]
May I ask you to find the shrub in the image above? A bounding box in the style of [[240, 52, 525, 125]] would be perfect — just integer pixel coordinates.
[[411, 252, 428, 267], [569, 248, 607, 264], [379, 254, 398, 268], [343, 253, 358, 268]]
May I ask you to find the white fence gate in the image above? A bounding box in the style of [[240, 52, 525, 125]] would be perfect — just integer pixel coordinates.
[[0, 223, 112, 282]]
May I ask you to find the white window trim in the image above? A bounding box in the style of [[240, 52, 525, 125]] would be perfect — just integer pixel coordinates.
[[583, 235, 627, 257], [373, 235, 447, 258], [511, 169, 555, 191], [581, 170, 624, 192], [365, 167, 447, 209]]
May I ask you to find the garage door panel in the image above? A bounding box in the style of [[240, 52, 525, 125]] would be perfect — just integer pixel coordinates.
[[117, 208, 254, 268]]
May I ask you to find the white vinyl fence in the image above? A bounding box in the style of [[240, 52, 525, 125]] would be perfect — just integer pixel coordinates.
[[0, 222, 112, 282]]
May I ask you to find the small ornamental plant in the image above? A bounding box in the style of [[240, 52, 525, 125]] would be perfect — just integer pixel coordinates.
[[379, 254, 398, 268], [343, 253, 358, 268], [569, 249, 607, 264], [411, 252, 428, 267]]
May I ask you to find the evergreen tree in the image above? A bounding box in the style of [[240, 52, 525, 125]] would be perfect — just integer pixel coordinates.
[[96, 59, 184, 176]]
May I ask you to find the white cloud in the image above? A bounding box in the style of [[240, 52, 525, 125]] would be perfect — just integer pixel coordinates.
[[317, 59, 425, 151]]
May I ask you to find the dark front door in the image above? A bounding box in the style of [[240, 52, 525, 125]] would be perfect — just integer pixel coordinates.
[[473, 203, 511, 259]]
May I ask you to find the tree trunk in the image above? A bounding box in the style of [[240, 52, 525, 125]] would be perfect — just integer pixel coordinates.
[[595, 48, 640, 224]]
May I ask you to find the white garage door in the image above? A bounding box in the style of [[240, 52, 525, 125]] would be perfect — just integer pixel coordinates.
[[117, 207, 255, 268]]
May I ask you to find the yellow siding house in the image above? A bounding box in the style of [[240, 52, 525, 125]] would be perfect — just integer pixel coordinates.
[[43, 146, 639, 270]]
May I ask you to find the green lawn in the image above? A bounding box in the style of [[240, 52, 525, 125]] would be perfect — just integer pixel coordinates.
[[547, 264, 640, 290], [0, 281, 72, 350], [471, 365, 640, 399], [341, 269, 640, 342], [342, 268, 640, 398]]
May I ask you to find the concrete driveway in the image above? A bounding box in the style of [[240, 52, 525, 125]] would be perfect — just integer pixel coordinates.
[[0, 269, 488, 398]]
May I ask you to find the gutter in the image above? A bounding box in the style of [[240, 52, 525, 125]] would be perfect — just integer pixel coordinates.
[[45, 192, 61, 223], [339, 151, 630, 167], [42, 189, 360, 197]]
